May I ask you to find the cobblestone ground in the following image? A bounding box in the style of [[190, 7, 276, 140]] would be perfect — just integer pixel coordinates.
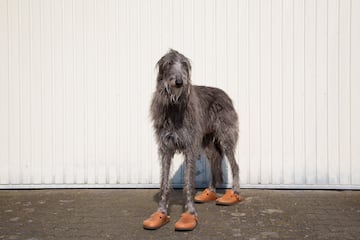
[[0, 189, 359, 240]]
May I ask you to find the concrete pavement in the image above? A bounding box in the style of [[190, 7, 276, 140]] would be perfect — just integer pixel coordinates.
[[0, 189, 359, 239]]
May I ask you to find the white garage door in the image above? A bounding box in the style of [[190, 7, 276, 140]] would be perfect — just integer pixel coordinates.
[[1, 0, 360, 189]]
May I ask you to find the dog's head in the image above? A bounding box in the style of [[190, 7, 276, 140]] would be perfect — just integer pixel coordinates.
[[156, 49, 191, 103]]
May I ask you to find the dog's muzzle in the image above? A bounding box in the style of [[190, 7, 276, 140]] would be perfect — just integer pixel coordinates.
[[175, 78, 183, 88]]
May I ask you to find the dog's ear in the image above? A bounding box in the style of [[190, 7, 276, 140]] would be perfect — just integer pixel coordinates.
[[156, 54, 174, 81], [182, 57, 192, 79], [156, 57, 165, 82]]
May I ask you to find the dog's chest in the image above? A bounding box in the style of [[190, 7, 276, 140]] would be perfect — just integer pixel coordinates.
[[157, 116, 191, 150], [159, 129, 187, 150], [158, 122, 190, 150], [165, 104, 186, 129]]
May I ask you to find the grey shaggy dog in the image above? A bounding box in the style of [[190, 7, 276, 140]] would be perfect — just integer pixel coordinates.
[[150, 49, 240, 216]]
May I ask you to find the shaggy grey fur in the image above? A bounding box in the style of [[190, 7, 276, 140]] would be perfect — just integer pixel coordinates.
[[150, 49, 240, 216]]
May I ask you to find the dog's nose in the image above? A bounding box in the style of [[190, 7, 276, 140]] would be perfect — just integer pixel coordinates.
[[175, 78, 183, 87]]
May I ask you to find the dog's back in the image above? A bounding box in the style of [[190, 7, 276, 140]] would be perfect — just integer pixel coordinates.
[[192, 85, 239, 144]]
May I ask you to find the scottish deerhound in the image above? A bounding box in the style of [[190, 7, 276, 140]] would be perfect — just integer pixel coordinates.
[[143, 49, 241, 231]]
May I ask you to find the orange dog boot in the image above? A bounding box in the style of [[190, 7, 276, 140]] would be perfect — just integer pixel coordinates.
[[143, 211, 170, 230], [174, 212, 198, 231], [216, 189, 243, 206], [194, 188, 217, 203]]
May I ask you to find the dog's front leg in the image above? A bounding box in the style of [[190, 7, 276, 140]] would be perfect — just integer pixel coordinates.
[[173, 152, 199, 231], [157, 151, 174, 215], [143, 150, 174, 230], [183, 152, 197, 215]]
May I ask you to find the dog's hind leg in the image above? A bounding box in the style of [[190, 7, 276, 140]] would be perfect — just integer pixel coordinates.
[[224, 148, 240, 194], [214, 147, 243, 206], [216, 125, 241, 194], [194, 135, 223, 204], [205, 141, 224, 192], [213, 129, 243, 205]]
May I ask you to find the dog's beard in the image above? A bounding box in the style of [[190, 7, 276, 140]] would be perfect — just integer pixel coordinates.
[[164, 82, 183, 103]]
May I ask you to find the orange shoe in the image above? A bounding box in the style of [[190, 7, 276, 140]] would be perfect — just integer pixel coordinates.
[[216, 189, 243, 206], [194, 188, 217, 203], [174, 212, 198, 231], [143, 211, 170, 230]]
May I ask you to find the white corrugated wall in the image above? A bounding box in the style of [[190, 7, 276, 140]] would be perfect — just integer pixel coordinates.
[[0, 0, 360, 189]]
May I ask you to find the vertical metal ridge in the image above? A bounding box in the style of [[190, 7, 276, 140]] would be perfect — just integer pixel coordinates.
[[40, 0, 44, 184], [348, 0, 352, 184], [82, 0, 86, 185], [281, 0, 284, 184], [61, 0, 65, 184], [83, 0, 88, 184], [94, 0, 98, 184], [326, 0, 329, 184], [303, 0, 307, 184], [126, 0, 130, 184], [71, 0, 76, 184], [314, 0, 318, 184], [29, 0, 33, 185], [18, 0, 22, 184], [337, 0, 340, 184], [6, 0, 10, 185], [270, 0, 273, 184], [104, 0, 109, 185], [136, 0, 140, 184], [259, 0, 262, 184], [292, 0, 296, 184], [50, 0, 55, 184], [115, 0, 120, 184], [247, 0, 250, 185]]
